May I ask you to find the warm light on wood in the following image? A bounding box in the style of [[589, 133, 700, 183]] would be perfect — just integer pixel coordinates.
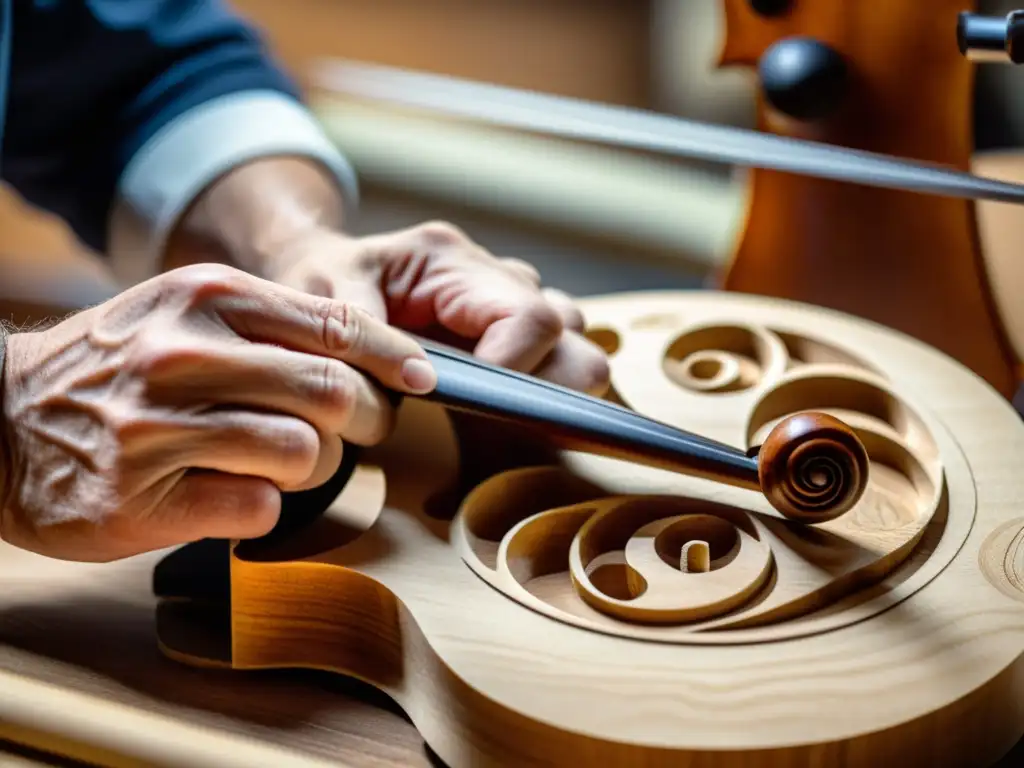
[[108, 290, 1024, 767]]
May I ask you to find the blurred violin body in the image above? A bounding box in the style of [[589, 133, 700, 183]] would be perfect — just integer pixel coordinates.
[[715, 0, 1021, 397], [315, 8, 1024, 398]]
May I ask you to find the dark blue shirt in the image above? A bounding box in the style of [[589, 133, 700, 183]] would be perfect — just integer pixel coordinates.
[[0, 1, 343, 261]]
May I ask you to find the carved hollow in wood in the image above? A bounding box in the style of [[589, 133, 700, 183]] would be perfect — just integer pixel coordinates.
[[147, 292, 1024, 768]]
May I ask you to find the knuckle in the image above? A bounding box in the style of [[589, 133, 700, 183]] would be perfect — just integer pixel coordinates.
[[363, 399, 398, 447], [502, 257, 541, 282], [526, 299, 565, 342], [582, 352, 612, 395], [125, 332, 208, 378], [157, 263, 249, 307], [237, 482, 281, 530], [103, 404, 150, 445], [563, 306, 587, 332], [316, 359, 358, 417], [319, 300, 368, 356], [275, 423, 321, 471], [416, 220, 466, 247]]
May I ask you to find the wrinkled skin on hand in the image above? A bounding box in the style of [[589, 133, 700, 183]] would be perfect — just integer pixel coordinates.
[[264, 221, 611, 396], [0, 223, 611, 563], [0, 264, 437, 562]]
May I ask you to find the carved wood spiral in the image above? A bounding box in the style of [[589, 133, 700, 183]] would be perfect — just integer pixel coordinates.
[[758, 412, 870, 523], [453, 294, 968, 644], [141, 291, 1024, 768]]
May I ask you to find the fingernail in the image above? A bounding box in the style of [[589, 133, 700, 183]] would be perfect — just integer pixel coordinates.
[[402, 357, 437, 393]]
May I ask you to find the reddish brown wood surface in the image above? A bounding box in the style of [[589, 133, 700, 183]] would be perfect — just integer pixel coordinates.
[[715, 0, 1021, 398]]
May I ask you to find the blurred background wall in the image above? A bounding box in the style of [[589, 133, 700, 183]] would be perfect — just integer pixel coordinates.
[[2, 0, 1023, 322]]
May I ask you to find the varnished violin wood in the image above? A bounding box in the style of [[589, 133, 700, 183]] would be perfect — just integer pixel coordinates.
[[313, 54, 1024, 398], [755, 411, 868, 523], [716, 0, 1021, 397], [133, 291, 1024, 768]]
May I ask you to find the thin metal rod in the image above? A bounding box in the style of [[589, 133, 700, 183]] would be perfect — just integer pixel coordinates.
[[958, 11, 1024, 64], [313, 59, 1024, 206]]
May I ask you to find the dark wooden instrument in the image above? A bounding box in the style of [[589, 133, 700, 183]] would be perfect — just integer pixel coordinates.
[[313, 2, 1024, 399], [714, 0, 1020, 398]]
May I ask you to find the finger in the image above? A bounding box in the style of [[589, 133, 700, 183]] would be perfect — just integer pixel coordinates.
[[213, 275, 436, 394], [471, 300, 564, 373], [532, 332, 611, 396], [157, 472, 282, 541], [541, 287, 586, 333], [349, 228, 564, 372], [428, 276, 564, 372], [499, 257, 542, 286], [154, 410, 325, 491], [147, 344, 397, 446], [294, 431, 344, 492]]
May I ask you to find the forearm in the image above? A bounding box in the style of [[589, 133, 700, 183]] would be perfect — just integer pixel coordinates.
[[0, 1, 358, 287], [106, 89, 360, 286], [163, 155, 350, 278]]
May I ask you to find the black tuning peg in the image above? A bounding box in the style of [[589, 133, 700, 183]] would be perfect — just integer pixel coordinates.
[[759, 36, 848, 122]]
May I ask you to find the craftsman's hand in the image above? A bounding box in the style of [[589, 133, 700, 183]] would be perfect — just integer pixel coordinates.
[[0, 264, 436, 563], [262, 222, 611, 395]]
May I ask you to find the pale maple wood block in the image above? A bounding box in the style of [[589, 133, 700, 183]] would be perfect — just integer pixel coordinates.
[[127, 290, 1024, 766], [1, 291, 1023, 765]]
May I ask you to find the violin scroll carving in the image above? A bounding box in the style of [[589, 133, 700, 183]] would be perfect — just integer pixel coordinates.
[[757, 412, 869, 524], [450, 298, 965, 645], [148, 292, 1024, 768]]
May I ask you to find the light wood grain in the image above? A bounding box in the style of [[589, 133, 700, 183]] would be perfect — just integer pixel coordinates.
[[2, 290, 1024, 765], [126, 290, 1024, 766], [973, 150, 1024, 381], [0, 540, 435, 765]]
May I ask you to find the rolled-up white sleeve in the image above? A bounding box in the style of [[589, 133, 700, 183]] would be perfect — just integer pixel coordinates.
[[106, 89, 360, 287]]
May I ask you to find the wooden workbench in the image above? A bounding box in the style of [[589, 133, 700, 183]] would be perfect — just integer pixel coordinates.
[[0, 542, 439, 767]]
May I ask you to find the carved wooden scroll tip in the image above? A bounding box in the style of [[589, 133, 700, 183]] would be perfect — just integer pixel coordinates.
[[757, 412, 870, 524]]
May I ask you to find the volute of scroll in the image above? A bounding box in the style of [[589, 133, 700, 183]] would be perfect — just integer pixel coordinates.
[[756, 412, 870, 523]]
